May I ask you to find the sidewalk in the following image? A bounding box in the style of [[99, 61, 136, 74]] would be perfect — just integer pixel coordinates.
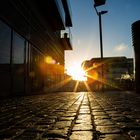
[[0, 91, 140, 139]]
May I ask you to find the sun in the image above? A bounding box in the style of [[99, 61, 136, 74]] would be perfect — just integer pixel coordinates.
[[67, 64, 87, 81]]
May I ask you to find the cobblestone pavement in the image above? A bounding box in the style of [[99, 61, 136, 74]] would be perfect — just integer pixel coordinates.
[[0, 91, 140, 140]]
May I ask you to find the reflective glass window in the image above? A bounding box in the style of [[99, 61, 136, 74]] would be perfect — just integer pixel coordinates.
[[0, 20, 11, 64], [13, 33, 25, 64], [12, 33, 25, 93]]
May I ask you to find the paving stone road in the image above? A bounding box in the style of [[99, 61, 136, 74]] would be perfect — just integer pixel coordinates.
[[0, 91, 140, 140]]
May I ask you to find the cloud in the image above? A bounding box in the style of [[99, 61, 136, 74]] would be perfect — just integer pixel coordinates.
[[114, 43, 128, 52]]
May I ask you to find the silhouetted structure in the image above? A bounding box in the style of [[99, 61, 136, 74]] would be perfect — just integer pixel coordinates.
[[94, 0, 106, 7], [93, 0, 108, 92], [82, 57, 134, 91], [132, 20, 140, 93], [0, 0, 72, 97]]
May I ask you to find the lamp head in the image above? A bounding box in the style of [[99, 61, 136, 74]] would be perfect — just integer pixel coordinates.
[[94, 0, 106, 7], [100, 10, 108, 15]]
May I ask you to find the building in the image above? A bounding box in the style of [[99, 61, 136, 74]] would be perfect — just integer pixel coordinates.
[[82, 57, 134, 91], [132, 20, 140, 93], [0, 0, 72, 97]]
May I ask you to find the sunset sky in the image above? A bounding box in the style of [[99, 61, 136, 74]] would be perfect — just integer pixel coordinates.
[[65, 0, 140, 71]]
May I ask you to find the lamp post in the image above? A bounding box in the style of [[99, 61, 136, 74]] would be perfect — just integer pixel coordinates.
[[98, 11, 108, 59], [93, 0, 108, 91]]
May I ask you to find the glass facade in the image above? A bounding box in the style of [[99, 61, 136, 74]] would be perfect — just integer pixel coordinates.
[[0, 20, 45, 95], [13, 33, 25, 64], [30, 46, 44, 91], [0, 0, 73, 97], [0, 20, 11, 95], [12, 32, 25, 93], [0, 20, 11, 66]]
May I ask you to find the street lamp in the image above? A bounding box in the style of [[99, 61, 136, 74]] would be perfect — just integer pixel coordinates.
[[93, 0, 108, 91]]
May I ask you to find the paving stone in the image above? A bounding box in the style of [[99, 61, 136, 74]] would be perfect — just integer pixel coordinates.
[[91, 107, 103, 111], [42, 128, 68, 139], [53, 111, 65, 116], [73, 123, 93, 131], [99, 134, 130, 140], [14, 128, 43, 140], [107, 113, 124, 117], [52, 121, 72, 129], [94, 115, 111, 120], [94, 119, 114, 126], [92, 111, 107, 116], [104, 108, 116, 111], [117, 122, 140, 130], [123, 111, 133, 115], [42, 138, 65, 140], [77, 114, 91, 121], [92, 109, 105, 112], [96, 126, 122, 134], [106, 110, 121, 115], [0, 128, 22, 139], [80, 106, 90, 109], [59, 116, 74, 121], [76, 119, 92, 124], [70, 131, 94, 140], [111, 116, 129, 122], [136, 119, 140, 124], [128, 130, 140, 140], [62, 113, 76, 117], [127, 115, 140, 120], [79, 108, 90, 114], [34, 124, 50, 131], [14, 121, 32, 129]]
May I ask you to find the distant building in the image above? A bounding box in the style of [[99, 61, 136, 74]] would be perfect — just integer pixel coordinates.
[[82, 57, 134, 91], [0, 0, 72, 97]]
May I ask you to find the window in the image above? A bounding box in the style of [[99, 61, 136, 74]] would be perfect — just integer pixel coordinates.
[[30, 46, 44, 90], [13, 32, 25, 64], [12, 32, 25, 93], [0, 20, 11, 65]]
